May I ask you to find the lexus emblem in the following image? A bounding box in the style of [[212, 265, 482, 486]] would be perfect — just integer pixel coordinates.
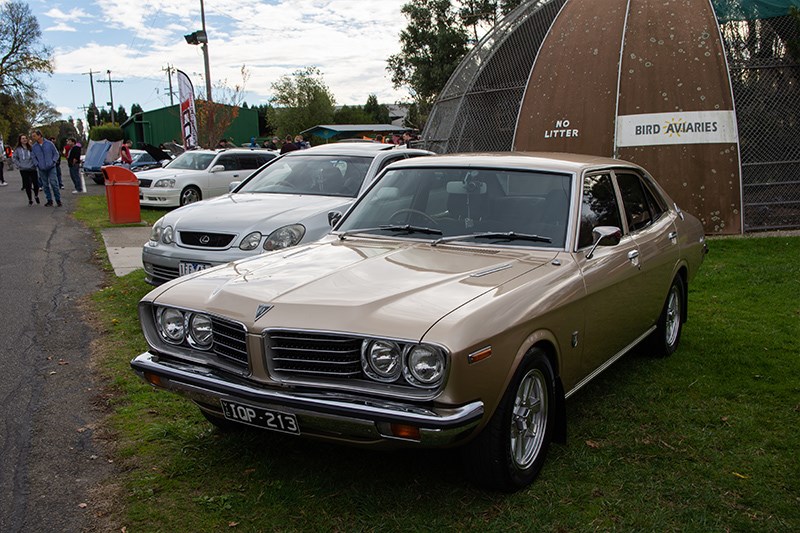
[[199, 235, 211, 244], [255, 304, 273, 321]]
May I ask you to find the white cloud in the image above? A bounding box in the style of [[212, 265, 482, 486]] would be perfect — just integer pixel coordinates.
[[44, 7, 92, 23], [44, 22, 78, 32]]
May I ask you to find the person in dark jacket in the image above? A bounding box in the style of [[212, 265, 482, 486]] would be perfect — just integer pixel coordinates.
[[279, 135, 299, 154], [66, 138, 84, 193]]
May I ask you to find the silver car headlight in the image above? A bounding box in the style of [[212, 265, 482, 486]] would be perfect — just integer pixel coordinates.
[[187, 313, 213, 349], [239, 231, 263, 251], [362, 340, 403, 382], [404, 344, 446, 387], [150, 218, 163, 243], [162, 225, 175, 244], [264, 224, 305, 251], [154, 178, 176, 188], [157, 307, 186, 344]]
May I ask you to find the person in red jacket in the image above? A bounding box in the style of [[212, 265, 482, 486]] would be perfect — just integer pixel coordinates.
[[120, 139, 133, 168]]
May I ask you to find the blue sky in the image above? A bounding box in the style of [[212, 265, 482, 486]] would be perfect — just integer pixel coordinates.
[[27, 0, 409, 121]]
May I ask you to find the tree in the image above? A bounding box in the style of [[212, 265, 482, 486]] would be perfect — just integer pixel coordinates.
[[363, 94, 390, 124], [195, 66, 250, 148], [387, 0, 523, 128], [333, 104, 373, 124], [116, 105, 129, 125], [86, 103, 101, 128], [270, 67, 335, 137], [0, 1, 53, 97], [130, 103, 143, 116]]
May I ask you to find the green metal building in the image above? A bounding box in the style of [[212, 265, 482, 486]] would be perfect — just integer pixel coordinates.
[[121, 104, 258, 148]]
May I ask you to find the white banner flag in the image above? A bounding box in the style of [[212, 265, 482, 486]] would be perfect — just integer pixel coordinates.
[[176, 69, 199, 149]]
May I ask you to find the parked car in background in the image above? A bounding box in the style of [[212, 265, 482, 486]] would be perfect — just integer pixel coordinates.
[[132, 152, 707, 490], [142, 143, 432, 285], [137, 148, 277, 208], [115, 149, 162, 172]]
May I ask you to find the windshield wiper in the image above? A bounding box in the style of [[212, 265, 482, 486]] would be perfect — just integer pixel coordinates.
[[339, 224, 443, 240], [432, 232, 552, 246]]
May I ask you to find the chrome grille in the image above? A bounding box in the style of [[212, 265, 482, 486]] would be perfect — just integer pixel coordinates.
[[212, 317, 248, 366], [267, 331, 362, 377], [148, 263, 179, 283], [180, 231, 236, 248]]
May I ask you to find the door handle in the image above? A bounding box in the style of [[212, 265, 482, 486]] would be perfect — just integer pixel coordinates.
[[668, 231, 678, 242]]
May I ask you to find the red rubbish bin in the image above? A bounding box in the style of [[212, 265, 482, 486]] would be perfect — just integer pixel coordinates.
[[102, 166, 141, 224]]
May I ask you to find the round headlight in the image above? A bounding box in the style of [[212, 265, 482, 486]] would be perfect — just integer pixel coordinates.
[[188, 313, 213, 349], [405, 345, 446, 386], [162, 225, 174, 244], [264, 224, 305, 251], [150, 219, 163, 243], [239, 231, 263, 251], [362, 340, 402, 382], [157, 307, 185, 343]]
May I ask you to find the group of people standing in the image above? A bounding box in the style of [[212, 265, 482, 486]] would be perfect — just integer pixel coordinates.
[[5, 131, 85, 207]]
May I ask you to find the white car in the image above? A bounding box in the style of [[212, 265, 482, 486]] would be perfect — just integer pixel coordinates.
[[137, 148, 277, 207], [142, 143, 432, 285]]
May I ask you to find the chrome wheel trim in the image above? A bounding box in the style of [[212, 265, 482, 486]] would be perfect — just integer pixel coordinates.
[[181, 188, 200, 205], [665, 286, 681, 347], [510, 368, 548, 470]]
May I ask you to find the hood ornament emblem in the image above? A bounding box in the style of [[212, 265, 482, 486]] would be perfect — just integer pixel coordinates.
[[199, 235, 211, 244], [255, 304, 273, 322]]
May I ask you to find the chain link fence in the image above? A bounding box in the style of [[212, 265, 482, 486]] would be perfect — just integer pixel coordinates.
[[421, 1, 800, 232]]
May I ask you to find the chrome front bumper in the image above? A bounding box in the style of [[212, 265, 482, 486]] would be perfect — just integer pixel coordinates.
[[131, 352, 484, 446]]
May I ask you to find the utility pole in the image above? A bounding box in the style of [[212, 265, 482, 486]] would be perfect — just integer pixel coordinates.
[[96, 70, 124, 124], [163, 64, 176, 106], [81, 69, 99, 125]]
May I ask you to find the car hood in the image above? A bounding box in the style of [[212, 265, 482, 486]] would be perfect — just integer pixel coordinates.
[[164, 193, 353, 234], [150, 237, 557, 341], [137, 166, 195, 182]]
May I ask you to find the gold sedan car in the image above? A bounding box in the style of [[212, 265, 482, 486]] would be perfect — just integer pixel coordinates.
[[132, 152, 707, 491]]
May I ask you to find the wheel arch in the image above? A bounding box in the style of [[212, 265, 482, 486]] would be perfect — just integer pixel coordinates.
[[529, 339, 567, 444]]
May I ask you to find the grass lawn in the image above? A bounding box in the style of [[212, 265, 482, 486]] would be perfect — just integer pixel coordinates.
[[81, 192, 800, 531]]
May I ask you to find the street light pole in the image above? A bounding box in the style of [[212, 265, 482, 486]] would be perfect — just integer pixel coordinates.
[[200, 0, 212, 103]]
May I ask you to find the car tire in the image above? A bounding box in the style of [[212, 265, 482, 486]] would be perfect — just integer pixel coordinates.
[[180, 185, 201, 206], [649, 275, 685, 357], [463, 348, 555, 492]]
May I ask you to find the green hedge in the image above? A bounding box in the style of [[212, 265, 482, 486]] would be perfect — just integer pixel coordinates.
[[90, 123, 124, 142]]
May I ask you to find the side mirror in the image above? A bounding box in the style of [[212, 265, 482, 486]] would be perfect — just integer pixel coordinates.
[[209, 164, 225, 173], [328, 211, 342, 228], [161, 160, 169, 167], [586, 226, 622, 259], [228, 181, 241, 192]]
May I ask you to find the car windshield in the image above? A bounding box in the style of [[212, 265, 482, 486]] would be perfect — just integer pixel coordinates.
[[166, 152, 215, 171], [237, 154, 372, 197], [337, 167, 573, 248]]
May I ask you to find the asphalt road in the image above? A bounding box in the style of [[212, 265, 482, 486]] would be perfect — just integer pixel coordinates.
[[0, 163, 114, 532]]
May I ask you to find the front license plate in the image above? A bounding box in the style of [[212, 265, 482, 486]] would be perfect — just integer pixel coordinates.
[[220, 400, 300, 434], [179, 261, 211, 276]]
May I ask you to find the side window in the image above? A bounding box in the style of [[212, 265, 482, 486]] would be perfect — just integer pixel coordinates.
[[640, 177, 666, 220], [616, 172, 653, 232], [578, 173, 623, 249], [237, 154, 263, 170], [216, 154, 240, 171]]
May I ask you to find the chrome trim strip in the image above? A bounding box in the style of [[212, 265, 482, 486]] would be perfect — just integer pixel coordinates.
[[564, 326, 655, 400], [470, 263, 512, 277]]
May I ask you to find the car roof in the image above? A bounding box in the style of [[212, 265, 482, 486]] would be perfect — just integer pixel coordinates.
[[281, 143, 430, 157], [384, 151, 643, 173]]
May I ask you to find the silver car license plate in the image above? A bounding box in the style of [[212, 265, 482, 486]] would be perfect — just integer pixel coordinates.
[[220, 400, 300, 434], [179, 261, 211, 276]]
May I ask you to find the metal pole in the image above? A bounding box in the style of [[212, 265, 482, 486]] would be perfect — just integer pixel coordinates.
[[200, 0, 212, 103], [107, 70, 115, 124]]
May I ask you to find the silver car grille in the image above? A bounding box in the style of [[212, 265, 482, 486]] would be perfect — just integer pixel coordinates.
[[212, 316, 248, 367], [266, 331, 362, 377]]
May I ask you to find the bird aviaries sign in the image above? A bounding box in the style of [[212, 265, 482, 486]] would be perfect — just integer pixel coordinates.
[[513, 0, 742, 234]]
